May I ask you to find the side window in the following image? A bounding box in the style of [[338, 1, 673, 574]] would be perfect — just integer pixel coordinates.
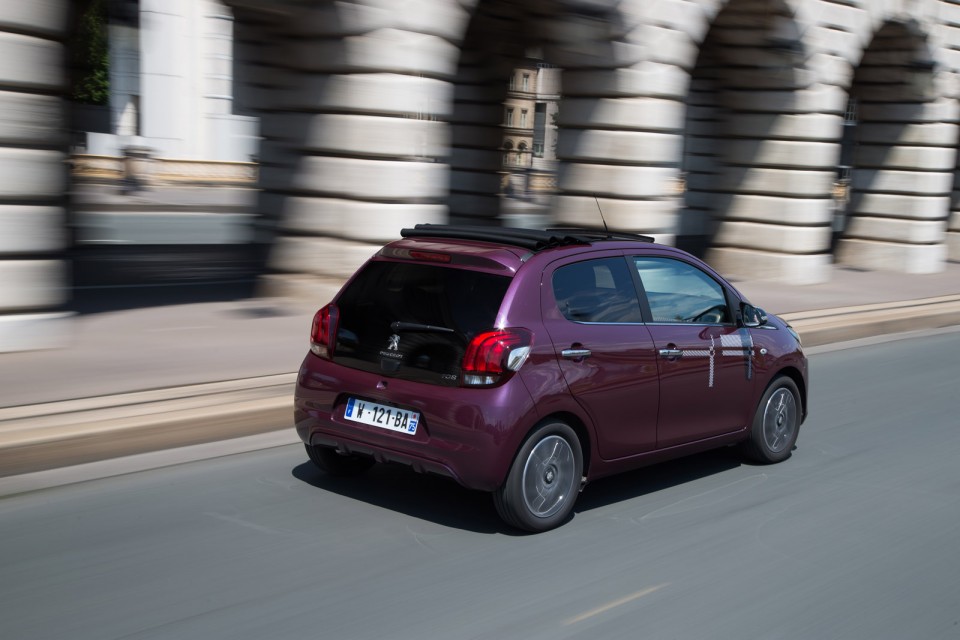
[[552, 258, 643, 323], [634, 257, 731, 324]]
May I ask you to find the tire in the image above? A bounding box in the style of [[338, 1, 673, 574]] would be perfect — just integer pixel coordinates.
[[494, 422, 583, 532], [305, 443, 375, 476], [742, 376, 801, 464]]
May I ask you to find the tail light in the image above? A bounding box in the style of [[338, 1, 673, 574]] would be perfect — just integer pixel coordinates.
[[462, 328, 532, 386], [310, 303, 339, 359]]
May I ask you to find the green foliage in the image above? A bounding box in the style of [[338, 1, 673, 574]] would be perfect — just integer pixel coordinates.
[[72, 0, 110, 105]]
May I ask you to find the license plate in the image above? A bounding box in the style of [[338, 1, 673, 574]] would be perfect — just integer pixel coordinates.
[[344, 397, 419, 435]]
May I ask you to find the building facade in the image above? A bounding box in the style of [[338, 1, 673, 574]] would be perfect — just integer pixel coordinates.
[[2, 0, 960, 350], [501, 57, 561, 202], [79, 0, 258, 162]]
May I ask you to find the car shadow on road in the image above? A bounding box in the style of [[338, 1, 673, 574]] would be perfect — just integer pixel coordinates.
[[291, 461, 506, 534], [572, 448, 743, 513], [292, 446, 744, 534]]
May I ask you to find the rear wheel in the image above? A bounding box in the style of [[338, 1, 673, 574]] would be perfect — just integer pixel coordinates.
[[305, 444, 375, 476], [742, 376, 801, 464], [494, 422, 583, 532]]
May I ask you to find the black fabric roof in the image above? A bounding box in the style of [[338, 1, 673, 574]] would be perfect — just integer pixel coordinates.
[[400, 224, 654, 252]]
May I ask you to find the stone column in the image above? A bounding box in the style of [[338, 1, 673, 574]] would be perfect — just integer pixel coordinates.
[[551, 14, 689, 242], [0, 1, 70, 352], [681, 68, 722, 253], [198, 0, 233, 159], [837, 98, 956, 273], [196, 0, 257, 162], [108, 13, 140, 138], [448, 54, 511, 225], [699, 14, 842, 285], [139, 0, 190, 157], [252, 0, 466, 287], [199, 0, 233, 118], [951, 174, 960, 260], [707, 83, 842, 285]]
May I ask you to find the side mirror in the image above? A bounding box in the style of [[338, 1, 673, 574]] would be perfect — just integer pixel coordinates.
[[740, 303, 767, 328]]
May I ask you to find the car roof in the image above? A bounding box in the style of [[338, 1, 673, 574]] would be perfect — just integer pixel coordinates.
[[400, 224, 655, 252], [380, 224, 672, 277]]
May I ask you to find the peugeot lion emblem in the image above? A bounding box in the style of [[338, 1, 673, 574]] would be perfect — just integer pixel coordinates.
[[387, 334, 400, 351]]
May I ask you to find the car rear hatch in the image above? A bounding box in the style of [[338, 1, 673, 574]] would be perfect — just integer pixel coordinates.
[[323, 239, 525, 388]]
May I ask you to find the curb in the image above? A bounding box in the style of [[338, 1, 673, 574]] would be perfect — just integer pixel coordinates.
[[782, 294, 960, 347], [1, 296, 959, 478], [0, 374, 295, 478]]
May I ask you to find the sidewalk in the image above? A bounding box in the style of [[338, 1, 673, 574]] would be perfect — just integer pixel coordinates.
[[1, 264, 959, 477]]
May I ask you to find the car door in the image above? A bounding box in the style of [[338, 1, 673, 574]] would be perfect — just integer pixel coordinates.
[[542, 254, 660, 459], [631, 256, 756, 448]]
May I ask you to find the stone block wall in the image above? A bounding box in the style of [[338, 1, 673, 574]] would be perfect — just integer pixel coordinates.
[[0, 0, 70, 352]]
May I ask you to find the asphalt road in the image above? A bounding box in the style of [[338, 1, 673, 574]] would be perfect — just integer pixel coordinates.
[[2, 332, 960, 640]]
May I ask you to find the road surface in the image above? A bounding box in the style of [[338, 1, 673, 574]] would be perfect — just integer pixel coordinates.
[[2, 332, 959, 639]]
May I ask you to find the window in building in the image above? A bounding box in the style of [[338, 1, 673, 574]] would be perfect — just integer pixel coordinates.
[[505, 108, 514, 126], [517, 142, 527, 166], [520, 109, 528, 128], [838, 97, 858, 181], [533, 103, 547, 157], [522, 73, 530, 91]]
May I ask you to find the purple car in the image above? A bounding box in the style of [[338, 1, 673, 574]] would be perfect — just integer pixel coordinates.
[[295, 225, 808, 532]]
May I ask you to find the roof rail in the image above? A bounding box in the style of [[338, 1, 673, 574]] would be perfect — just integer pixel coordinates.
[[400, 224, 654, 252]]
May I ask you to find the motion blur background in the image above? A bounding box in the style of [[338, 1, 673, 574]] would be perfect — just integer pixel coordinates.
[[2, 0, 960, 354]]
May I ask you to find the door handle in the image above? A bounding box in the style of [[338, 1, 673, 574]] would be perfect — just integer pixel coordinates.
[[658, 348, 683, 359], [561, 348, 592, 360]]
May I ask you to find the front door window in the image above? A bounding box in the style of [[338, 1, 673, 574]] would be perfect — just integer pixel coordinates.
[[633, 257, 754, 446]]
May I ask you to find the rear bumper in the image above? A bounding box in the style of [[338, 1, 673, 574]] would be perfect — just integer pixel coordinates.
[[294, 354, 540, 491]]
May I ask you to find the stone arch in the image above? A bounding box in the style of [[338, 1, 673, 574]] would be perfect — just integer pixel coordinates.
[[547, 5, 688, 238], [218, 0, 958, 287], [447, 0, 533, 223], [682, 0, 837, 284], [835, 19, 956, 273], [448, 0, 686, 236]]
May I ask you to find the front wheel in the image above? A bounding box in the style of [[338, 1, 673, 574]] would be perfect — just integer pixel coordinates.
[[742, 376, 801, 464], [305, 443, 375, 476], [494, 422, 583, 532]]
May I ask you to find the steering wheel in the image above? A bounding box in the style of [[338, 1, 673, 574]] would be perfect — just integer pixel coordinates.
[[688, 304, 726, 324]]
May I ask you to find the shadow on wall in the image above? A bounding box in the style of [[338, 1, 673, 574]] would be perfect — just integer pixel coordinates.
[[677, 0, 815, 259]]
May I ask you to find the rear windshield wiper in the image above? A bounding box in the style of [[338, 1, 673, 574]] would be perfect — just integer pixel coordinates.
[[390, 321, 455, 334]]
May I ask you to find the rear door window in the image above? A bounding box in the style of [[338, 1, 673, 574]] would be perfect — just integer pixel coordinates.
[[552, 257, 643, 323], [333, 261, 510, 386]]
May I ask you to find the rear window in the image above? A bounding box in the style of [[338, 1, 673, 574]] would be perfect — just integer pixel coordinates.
[[333, 261, 511, 386]]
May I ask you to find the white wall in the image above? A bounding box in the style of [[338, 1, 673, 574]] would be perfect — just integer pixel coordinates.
[[90, 0, 258, 161]]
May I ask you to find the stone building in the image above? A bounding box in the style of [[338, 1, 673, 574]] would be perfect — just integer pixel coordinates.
[[2, 0, 960, 351], [501, 57, 561, 201], [79, 0, 258, 162]]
